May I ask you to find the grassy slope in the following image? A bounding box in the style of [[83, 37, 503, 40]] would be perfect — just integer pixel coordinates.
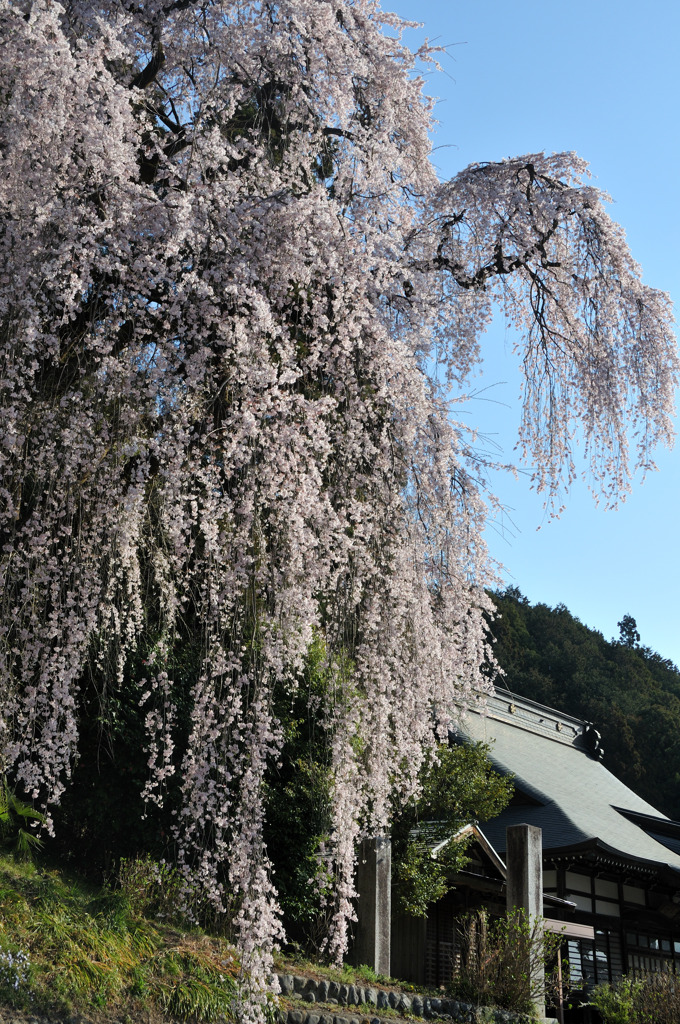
[[0, 853, 239, 1021], [0, 853, 415, 1023]]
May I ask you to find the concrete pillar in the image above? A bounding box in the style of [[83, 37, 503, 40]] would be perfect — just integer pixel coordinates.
[[506, 824, 544, 1019], [352, 836, 391, 976]]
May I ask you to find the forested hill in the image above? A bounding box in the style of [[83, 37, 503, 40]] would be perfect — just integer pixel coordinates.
[[488, 588, 680, 821]]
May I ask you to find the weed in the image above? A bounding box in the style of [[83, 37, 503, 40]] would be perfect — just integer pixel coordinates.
[[152, 947, 237, 1022], [355, 964, 379, 984], [118, 854, 187, 922]]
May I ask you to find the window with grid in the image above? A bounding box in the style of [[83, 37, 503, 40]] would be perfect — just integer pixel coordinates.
[[566, 930, 620, 987], [625, 931, 678, 975]]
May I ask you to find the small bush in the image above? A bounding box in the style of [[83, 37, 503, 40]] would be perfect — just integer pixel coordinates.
[[590, 972, 680, 1024], [448, 909, 566, 1017], [637, 971, 680, 1023], [118, 854, 186, 921], [588, 977, 640, 1024], [0, 780, 45, 862]]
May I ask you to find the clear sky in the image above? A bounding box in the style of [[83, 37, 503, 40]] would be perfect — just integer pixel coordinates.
[[387, 0, 680, 664]]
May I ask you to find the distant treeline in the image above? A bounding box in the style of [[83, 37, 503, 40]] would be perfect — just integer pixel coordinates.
[[488, 588, 680, 820]]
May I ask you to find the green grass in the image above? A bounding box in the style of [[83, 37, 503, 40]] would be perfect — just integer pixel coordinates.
[[273, 947, 399, 989], [0, 852, 443, 1024], [0, 854, 238, 1021]]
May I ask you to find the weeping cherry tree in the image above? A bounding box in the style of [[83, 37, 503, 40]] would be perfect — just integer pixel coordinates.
[[0, 0, 676, 1011]]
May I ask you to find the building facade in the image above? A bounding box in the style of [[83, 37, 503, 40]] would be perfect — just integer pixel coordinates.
[[391, 689, 680, 1020]]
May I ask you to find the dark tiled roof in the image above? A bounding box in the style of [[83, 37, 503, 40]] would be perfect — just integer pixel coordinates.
[[453, 688, 680, 874]]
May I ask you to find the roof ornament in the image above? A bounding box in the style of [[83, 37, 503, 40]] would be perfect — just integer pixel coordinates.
[[582, 723, 605, 761]]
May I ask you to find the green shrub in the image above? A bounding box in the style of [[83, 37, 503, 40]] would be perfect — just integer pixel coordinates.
[[0, 779, 45, 862], [590, 972, 680, 1024], [391, 745, 514, 919], [118, 854, 186, 922], [588, 978, 640, 1024], [448, 909, 565, 1018]]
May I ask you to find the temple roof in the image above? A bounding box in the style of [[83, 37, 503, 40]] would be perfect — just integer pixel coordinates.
[[453, 688, 680, 877]]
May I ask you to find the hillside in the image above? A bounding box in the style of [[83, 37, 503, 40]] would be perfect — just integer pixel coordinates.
[[488, 588, 680, 820], [0, 851, 543, 1024]]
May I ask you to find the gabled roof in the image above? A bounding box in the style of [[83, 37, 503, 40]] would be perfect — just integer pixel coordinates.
[[440, 823, 508, 876], [452, 688, 680, 877], [410, 820, 507, 871]]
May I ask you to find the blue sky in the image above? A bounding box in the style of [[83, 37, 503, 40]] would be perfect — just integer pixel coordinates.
[[387, 0, 680, 664]]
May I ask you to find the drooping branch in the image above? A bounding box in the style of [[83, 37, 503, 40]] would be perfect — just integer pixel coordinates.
[[421, 155, 677, 502]]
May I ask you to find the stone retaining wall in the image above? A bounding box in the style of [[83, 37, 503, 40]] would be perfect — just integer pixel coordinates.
[[273, 975, 548, 1024]]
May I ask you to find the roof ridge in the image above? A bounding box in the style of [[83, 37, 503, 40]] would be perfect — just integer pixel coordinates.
[[482, 687, 585, 747]]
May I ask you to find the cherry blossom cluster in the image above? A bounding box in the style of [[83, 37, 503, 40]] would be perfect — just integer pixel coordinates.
[[0, 0, 675, 1014]]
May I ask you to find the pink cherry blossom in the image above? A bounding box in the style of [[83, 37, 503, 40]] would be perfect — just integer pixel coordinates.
[[0, 0, 675, 1014]]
